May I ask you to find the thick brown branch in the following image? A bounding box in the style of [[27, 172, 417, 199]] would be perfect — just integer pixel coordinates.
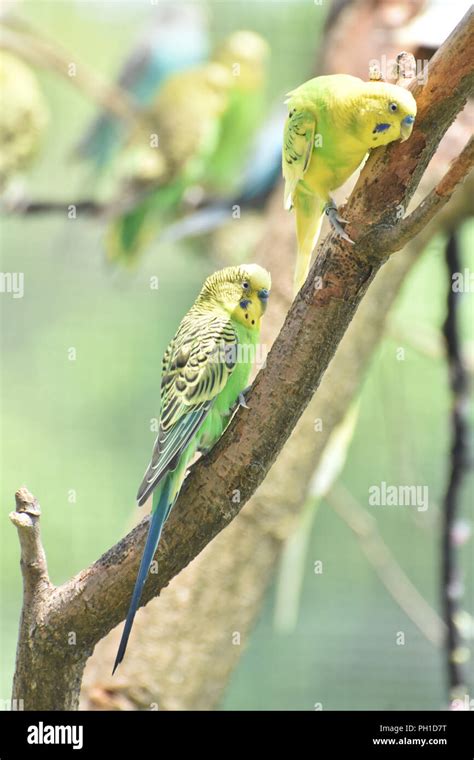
[[10, 7, 474, 710]]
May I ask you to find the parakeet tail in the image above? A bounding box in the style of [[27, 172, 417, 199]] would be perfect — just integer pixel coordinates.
[[112, 479, 172, 674], [294, 190, 325, 294]]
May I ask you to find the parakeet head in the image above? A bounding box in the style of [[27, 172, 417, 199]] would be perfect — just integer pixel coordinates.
[[359, 81, 417, 146], [199, 264, 271, 329], [213, 31, 269, 90]]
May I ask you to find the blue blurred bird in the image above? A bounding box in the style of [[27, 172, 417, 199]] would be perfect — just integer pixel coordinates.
[[75, 3, 209, 169]]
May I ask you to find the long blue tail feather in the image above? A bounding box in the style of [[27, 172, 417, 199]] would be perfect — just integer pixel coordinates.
[[112, 481, 171, 673]]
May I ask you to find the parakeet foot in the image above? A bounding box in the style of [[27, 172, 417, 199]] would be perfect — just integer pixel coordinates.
[[238, 391, 250, 409], [324, 201, 354, 244], [231, 386, 251, 412]]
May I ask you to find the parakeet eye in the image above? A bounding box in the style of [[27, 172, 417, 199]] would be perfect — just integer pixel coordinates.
[[242, 281, 250, 290], [389, 102, 398, 112]]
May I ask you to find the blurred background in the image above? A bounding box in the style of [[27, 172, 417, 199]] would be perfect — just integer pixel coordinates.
[[0, 0, 472, 710]]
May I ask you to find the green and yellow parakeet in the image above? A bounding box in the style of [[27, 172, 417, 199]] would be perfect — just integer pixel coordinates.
[[107, 61, 233, 264], [204, 30, 269, 192], [113, 263, 271, 671], [282, 74, 417, 292], [107, 30, 269, 266], [0, 50, 48, 191]]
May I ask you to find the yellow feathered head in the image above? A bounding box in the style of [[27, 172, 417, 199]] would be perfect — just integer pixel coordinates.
[[199, 264, 271, 329], [359, 80, 417, 146]]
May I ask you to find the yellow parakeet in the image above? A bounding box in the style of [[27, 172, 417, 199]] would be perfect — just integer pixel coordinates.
[[282, 74, 417, 292], [0, 50, 48, 191]]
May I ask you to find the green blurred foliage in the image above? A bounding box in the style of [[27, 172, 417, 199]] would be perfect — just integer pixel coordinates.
[[1, 1, 472, 710]]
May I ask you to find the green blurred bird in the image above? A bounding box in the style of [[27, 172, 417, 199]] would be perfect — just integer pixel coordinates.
[[113, 263, 271, 671], [0, 50, 48, 191], [204, 30, 269, 192], [106, 30, 269, 266], [282, 74, 417, 293]]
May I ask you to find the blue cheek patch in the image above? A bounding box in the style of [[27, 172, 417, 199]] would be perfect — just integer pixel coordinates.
[[240, 299, 251, 310], [373, 123, 391, 133]]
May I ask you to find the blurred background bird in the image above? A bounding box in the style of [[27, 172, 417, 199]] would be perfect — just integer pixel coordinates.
[[159, 106, 285, 250], [106, 60, 233, 264], [282, 74, 417, 292], [105, 29, 270, 266], [113, 263, 271, 671], [74, 3, 209, 172], [0, 50, 48, 192], [203, 30, 270, 193]]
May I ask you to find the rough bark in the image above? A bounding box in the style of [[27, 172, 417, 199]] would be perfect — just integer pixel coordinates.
[[10, 8, 474, 710]]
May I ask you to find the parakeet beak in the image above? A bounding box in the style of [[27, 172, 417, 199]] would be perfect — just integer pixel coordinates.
[[400, 115, 415, 142], [258, 288, 270, 312]]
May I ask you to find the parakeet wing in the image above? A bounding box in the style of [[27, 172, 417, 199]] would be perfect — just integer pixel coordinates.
[[136, 312, 238, 505], [282, 109, 316, 210]]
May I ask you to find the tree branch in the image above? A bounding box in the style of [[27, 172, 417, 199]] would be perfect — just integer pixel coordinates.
[[327, 484, 445, 648], [441, 232, 471, 706], [365, 136, 474, 253], [1, 190, 150, 220], [9, 487, 50, 600], [10, 7, 474, 710], [9, 488, 55, 710], [82, 169, 474, 711]]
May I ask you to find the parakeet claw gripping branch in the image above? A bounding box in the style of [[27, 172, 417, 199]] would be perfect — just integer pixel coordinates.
[[113, 264, 271, 672], [282, 74, 417, 294]]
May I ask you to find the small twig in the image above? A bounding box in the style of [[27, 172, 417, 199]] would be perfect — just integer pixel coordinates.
[[363, 137, 474, 254], [441, 232, 471, 705], [1, 188, 151, 220], [9, 487, 51, 600], [327, 484, 445, 647]]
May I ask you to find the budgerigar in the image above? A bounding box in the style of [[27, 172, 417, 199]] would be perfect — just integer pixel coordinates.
[[113, 263, 271, 671], [0, 50, 48, 191], [106, 30, 269, 266], [204, 30, 269, 193], [282, 74, 417, 292], [107, 62, 232, 264], [75, 3, 208, 169]]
